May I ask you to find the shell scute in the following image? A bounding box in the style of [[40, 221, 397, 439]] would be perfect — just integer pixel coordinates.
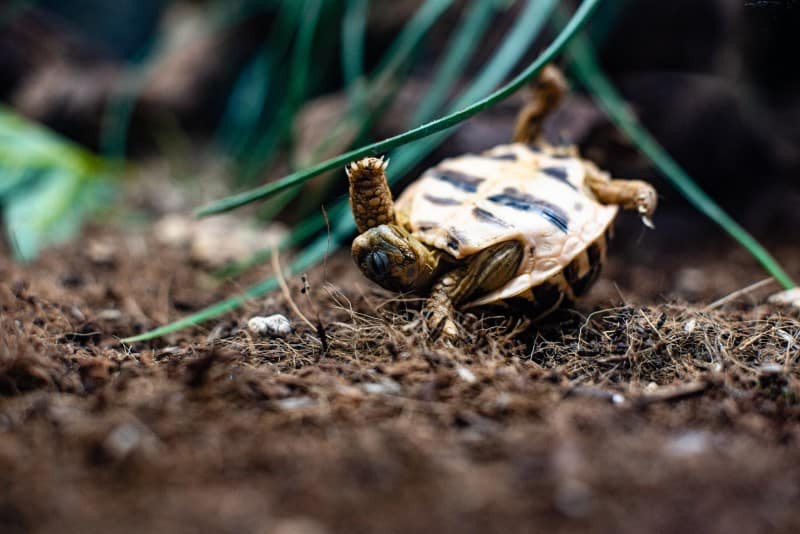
[[394, 143, 617, 304]]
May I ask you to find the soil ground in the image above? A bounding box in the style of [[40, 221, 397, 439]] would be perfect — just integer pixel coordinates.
[[3, 215, 800, 534]]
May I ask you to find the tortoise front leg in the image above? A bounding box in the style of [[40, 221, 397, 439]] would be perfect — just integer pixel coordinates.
[[512, 64, 568, 145], [426, 241, 523, 341], [346, 156, 394, 233], [583, 161, 658, 228]]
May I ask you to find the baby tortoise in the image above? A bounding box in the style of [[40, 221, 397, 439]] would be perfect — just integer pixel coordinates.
[[346, 66, 657, 341]]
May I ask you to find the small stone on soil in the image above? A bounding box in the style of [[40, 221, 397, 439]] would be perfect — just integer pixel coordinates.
[[768, 288, 800, 309], [248, 314, 292, 338]]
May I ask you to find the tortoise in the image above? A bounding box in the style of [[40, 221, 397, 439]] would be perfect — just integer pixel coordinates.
[[346, 66, 657, 340]]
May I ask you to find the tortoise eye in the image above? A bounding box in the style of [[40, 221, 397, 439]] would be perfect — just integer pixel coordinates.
[[366, 251, 390, 279]]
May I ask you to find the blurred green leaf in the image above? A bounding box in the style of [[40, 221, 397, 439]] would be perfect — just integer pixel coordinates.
[[0, 106, 118, 260]]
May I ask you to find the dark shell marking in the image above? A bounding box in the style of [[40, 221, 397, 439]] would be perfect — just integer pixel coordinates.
[[446, 227, 468, 252], [563, 246, 602, 297], [429, 169, 485, 192], [541, 166, 577, 190], [569, 239, 605, 297], [487, 188, 569, 233], [489, 152, 518, 161], [423, 194, 461, 206], [472, 206, 510, 228]]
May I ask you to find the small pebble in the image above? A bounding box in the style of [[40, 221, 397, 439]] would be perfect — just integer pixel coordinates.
[[758, 362, 784, 376], [276, 397, 315, 411], [362, 378, 402, 395], [665, 431, 710, 457], [456, 366, 477, 384], [97, 309, 123, 321], [777, 329, 796, 345], [768, 288, 800, 308], [248, 314, 292, 338], [102, 422, 159, 460]]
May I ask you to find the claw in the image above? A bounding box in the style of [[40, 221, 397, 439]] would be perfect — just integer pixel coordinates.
[[639, 206, 655, 229]]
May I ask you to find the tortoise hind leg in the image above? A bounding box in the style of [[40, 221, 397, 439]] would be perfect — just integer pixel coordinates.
[[512, 64, 568, 145], [426, 241, 523, 341], [583, 161, 658, 228]]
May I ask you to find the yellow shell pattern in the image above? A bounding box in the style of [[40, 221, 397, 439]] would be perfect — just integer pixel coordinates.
[[394, 143, 618, 307]]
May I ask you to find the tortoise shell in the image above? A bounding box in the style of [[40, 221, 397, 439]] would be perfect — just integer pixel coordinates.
[[393, 143, 617, 312]]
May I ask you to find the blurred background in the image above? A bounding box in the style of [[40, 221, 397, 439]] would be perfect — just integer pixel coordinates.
[[0, 0, 798, 273]]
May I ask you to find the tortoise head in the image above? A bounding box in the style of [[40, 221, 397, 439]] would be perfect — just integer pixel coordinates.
[[352, 224, 440, 293]]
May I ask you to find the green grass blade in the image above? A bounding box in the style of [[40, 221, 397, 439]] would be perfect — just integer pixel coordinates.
[[256, 0, 460, 219], [391, 0, 558, 168], [121, 224, 339, 344], [565, 31, 795, 289], [125, 0, 603, 342], [214, 0, 539, 279], [196, 0, 599, 217], [280, 0, 560, 286]]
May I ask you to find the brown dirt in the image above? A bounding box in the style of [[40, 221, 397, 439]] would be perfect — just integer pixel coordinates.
[[2, 221, 800, 534]]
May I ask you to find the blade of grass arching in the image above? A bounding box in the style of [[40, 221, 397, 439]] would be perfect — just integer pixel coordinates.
[[218, 0, 511, 278], [123, 0, 602, 342], [566, 32, 795, 289], [220, 0, 559, 275], [222, 0, 554, 227], [261, 0, 459, 220], [316, 0, 456, 158], [275, 0, 560, 277], [218, 0, 456, 207], [121, 213, 353, 344], [212, 201, 351, 279], [290, 0, 497, 219], [196, 0, 600, 217], [392, 0, 558, 170]]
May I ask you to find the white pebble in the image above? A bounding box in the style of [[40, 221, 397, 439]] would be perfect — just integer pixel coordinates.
[[457, 366, 477, 384], [768, 288, 800, 308], [777, 329, 796, 345], [684, 318, 697, 334], [758, 362, 784, 376], [665, 431, 710, 457], [248, 314, 292, 338]]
